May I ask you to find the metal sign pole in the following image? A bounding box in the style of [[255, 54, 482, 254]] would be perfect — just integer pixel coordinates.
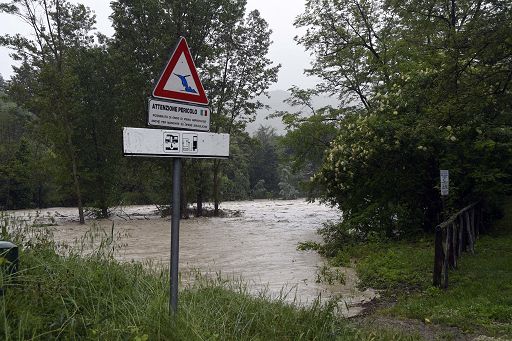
[[170, 157, 181, 314]]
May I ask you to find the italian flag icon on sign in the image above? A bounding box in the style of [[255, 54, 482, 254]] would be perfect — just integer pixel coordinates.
[[152, 37, 209, 105]]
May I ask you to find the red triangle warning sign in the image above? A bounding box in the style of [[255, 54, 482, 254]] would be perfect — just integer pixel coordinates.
[[152, 37, 209, 105]]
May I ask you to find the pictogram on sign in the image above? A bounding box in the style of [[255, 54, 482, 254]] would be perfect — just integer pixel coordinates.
[[152, 37, 209, 105]]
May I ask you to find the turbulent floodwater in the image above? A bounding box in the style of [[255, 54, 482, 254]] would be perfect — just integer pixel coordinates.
[[11, 199, 376, 316]]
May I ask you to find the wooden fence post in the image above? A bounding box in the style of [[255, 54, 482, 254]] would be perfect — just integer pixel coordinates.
[[443, 227, 450, 288], [457, 215, 463, 257], [465, 211, 474, 254], [432, 202, 482, 289], [433, 227, 444, 287]]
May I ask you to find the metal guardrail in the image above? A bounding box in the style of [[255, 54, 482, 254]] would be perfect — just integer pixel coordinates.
[[433, 202, 484, 288]]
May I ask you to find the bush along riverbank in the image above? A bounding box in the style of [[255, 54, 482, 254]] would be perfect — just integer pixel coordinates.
[[0, 214, 421, 340], [303, 198, 512, 339]]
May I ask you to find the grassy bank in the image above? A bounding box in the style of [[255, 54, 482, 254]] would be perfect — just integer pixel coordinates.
[[331, 199, 512, 337], [0, 214, 418, 340]]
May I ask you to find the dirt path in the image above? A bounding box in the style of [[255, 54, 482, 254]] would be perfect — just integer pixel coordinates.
[[349, 297, 504, 341], [352, 314, 477, 340]]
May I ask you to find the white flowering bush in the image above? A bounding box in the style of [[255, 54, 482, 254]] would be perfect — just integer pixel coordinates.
[[291, 0, 512, 242], [310, 74, 512, 238]]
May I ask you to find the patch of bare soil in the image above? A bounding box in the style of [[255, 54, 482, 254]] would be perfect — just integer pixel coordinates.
[[350, 299, 504, 341]]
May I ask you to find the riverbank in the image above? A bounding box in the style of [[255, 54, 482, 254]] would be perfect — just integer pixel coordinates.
[[0, 215, 414, 340], [341, 199, 512, 339], [5, 198, 510, 339], [7, 200, 376, 317]]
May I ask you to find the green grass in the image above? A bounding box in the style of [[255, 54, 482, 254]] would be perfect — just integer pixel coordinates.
[[333, 199, 512, 337], [334, 239, 434, 292], [0, 214, 418, 340], [386, 207, 512, 337]]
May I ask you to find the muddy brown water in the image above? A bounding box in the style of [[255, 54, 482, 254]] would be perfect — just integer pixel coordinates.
[[10, 199, 376, 316]]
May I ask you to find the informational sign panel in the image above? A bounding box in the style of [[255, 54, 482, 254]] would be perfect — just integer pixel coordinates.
[[123, 127, 229, 158], [147, 98, 210, 131], [440, 170, 449, 196], [152, 37, 209, 105]]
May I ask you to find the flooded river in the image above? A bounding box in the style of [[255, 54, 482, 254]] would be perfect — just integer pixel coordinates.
[[11, 199, 376, 316]]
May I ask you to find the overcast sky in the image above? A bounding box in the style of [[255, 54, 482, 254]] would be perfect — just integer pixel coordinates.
[[0, 0, 319, 91]]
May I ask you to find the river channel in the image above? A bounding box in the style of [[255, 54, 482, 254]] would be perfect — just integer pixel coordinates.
[[12, 199, 376, 317]]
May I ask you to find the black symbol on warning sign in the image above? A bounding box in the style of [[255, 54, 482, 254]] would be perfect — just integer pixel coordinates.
[[164, 133, 179, 152]]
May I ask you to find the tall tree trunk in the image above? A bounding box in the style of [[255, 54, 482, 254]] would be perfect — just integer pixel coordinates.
[[196, 190, 203, 217], [66, 127, 84, 224], [91, 120, 108, 218], [71, 156, 84, 224]]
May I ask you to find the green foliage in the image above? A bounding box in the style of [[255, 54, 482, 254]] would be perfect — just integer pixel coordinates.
[[296, 240, 322, 251], [293, 0, 512, 238], [244, 125, 308, 200], [275, 87, 342, 199], [277, 87, 341, 172], [384, 199, 512, 337], [109, 0, 279, 213], [220, 133, 252, 201], [311, 221, 434, 289], [1, 0, 100, 222], [353, 240, 433, 292], [328, 198, 512, 337], [252, 179, 268, 199], [249, 126, 281, 197], [1, 0, 280, 213], [278, 165, 301, 199], [64, 46, 124, 216], [316, 264, 346, 285], [316, 220, 380, 258], [0, 91, 58, 209]]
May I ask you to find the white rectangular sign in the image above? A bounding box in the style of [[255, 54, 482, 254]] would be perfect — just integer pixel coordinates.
[[123, 127, 229, 158], [147, 98, 210, 131], [440, 169, 449, 196]]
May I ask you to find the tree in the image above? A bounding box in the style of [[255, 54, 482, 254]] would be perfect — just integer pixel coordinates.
[[0, 97, 33, 209], [248, 126, 280, 197], [0, 88, 58, 209], [207, 9, 279, 214], [277, 165, 301, 200], [64, 46, 123, 217], [1, 0, 97, 223], [296, 0, 394, 108], [220, 132, 252, 202], [109, 0, 279, 216], [295, 0, 512, 237], [276, 86, 341, 185], [108, 0, 248, 217]]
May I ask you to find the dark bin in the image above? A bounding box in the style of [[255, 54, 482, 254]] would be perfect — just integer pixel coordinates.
[[0, 241, 19, 296]]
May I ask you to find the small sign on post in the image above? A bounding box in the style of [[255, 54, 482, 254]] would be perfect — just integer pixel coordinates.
[[440, 170, 449, 196], [147, 98, 210, 131]]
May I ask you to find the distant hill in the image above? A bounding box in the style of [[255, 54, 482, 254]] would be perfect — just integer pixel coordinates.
[[246, 90, 340, 136]]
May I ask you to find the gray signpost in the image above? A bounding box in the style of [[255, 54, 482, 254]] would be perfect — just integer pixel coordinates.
[[123, 37, 228, 314]]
